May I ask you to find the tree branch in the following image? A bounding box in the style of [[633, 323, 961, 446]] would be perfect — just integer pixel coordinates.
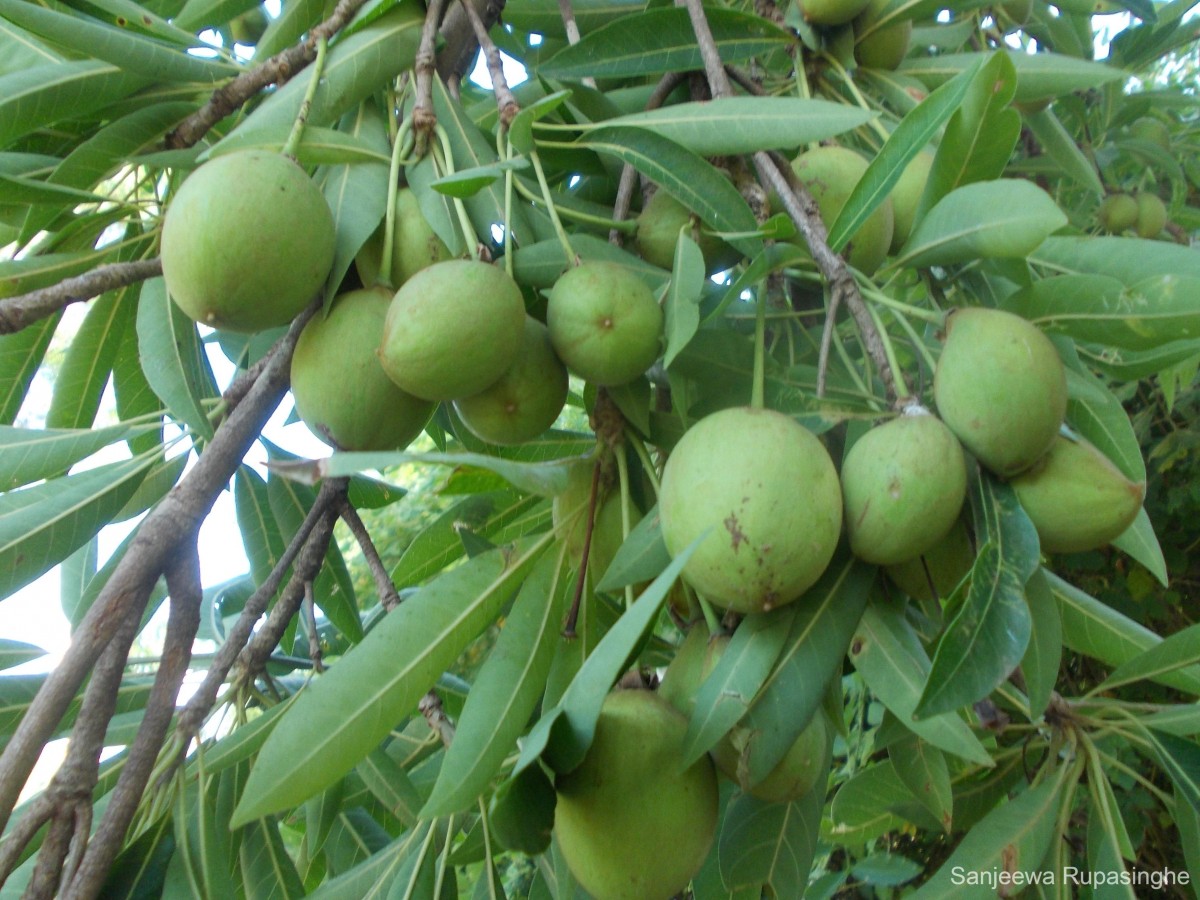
[[0, 259, 162, 336], [339, 501, 401, 611], [458, 0, 518, 127], [412, 0, 447, 138], [435, 0, 502, 83]]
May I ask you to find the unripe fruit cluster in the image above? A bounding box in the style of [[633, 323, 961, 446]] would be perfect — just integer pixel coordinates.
[[1097, 191, 1168, 238]]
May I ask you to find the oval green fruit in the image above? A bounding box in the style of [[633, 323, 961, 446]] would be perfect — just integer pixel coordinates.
[[547, 262, 663, 386], [934, 307, 1067, 477], [659, 407, 843, 614], [885, 517, 974, 601], [657, 622, 713, 717], [291, 287, 434, 451], [996, 0, 1033, 30], [161, 150, 335, 332], [1134, 193, 1168, 238], [1011, 434, 1145, 553], [854, 0, 912, 70], [379, 260, 525, 401], [552, 462, 628, 586], [791, 146, 894, 275], [1098, 194, 1139, 233], [356, 187, 452, 288], [554, 689, 718, 900], [635, 191, 741, 274], [798, 0, 872, 25], [841, 411, 968, 566], [453, 317, 568, 445], [889, 151, 934, 252], [734, 710, 830, 803], [1130, 116, 1171, 150], [488, 765, 556, 855]]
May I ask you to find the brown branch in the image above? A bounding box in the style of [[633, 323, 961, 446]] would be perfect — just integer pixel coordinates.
[[340, 501, 401, 611], [0, 298, 318, 837], [435, 0, 502, 83], [556, 0, 595, 89], [0, 259, 161, 336], [459, 0, 518, 127], [61, 549, 204, 900], [412, 0, 446, 140], [166, 0, 373, 149], [302, 582, 324, 672], [419, 691, 455, 746]]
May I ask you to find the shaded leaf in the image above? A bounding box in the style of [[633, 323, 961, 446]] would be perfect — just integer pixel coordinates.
[[889, 732, 953, 833], [719, 786, 823, 896], [663, 233, 706, 369], [0, 313, 59, 425], [0, 61, 146, 149], [0, 422, 137, 490], [137, 277, 217, 441], [1022, 568, 1061, 721]]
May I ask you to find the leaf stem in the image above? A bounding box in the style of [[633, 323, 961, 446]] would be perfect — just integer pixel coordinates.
[[513, 177, 638, 233], [281, 36, 327, 160], [530, 149, 577, 265], [615, 444, 634, 611], [434, 125, 481, 258], [752, 285, 767, 409], [624, 429, 661, 496], [379, 119, 415, 289]]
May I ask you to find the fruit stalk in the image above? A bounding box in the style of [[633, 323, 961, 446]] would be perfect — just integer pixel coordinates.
[[281, 35, 328, 159]]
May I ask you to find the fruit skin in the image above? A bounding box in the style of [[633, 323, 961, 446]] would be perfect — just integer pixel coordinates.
[[1134, 193, 1168, 238], [934, 307, 1067, 477], [798, 0, 872, 26], [356, 188, 452, 288], [854, 0, 912, 70], [291, 287, 434, 451], [1011, 434, 1145, 553], [791, 146, 894, 275], [659, 407, 843, 614], [1130, 116, 1171, 150], [1098, 194, 1139, 233], [996, 0, 1033, 30], [885, 517, 974, 601], [554, 689, 718, 900], [889, 151, 934, 252], [551, 462, 627, 586], [841, 410, 968, 566], [488, 765, 556, 855], [547, 262, 663, 386], [379, 260, 525, 401], [657, 622, 713, 717], [453, 317, 568, 445], [635, 191, 741, 274], [161, 150, 335, 333]]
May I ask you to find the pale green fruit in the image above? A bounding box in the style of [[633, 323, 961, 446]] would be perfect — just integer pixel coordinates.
[[1098, 194, 1139, 233], [841, 411, 968, 566], [657, 623, 713, 717], [554, 690, 718, 900], [379, 260, 525, 401], [885, 517, 974, 601], [889, 151, 934, 252], [1011, 435, 1145, 553], [551, 462, 627, 586], [453, 317, 567, 445], [734, 710, 830, 803], [229, 6, 269, 43], [996, 0, 1033, 30], [547, 262, 663, 386], [356, 188, 452, 288], [659, 407, 843, 614], [488, 765, 556, 855], [1134, 193, 1168, 238], [934, 307, 1067, 477], [798, 0, 872, 25], [291, 287, 433, 451], [1130, 116, 1171, 150], [791, 146, 894, 274], [635, 191, 741, 273], [854, 0, 912, 70], [161, 150, 335, 332]]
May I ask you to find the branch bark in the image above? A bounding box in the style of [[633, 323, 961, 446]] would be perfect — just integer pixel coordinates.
[[0, 259, 161, 336]]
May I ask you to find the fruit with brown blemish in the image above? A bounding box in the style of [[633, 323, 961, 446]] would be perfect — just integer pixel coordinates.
[[658, 406, 842, 615]]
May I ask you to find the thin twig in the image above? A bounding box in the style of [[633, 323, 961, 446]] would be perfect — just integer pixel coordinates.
[[419, 691, 456, 747], [458, 0, 518, 127], [562, 459, 601, 639], [303, 582, 324, 673], [340, 502, 401, 611], [413, 0, 446, 139], [435, 0, 503, 82], [556, 0, 595, 88], [0, 259, 161, 336]]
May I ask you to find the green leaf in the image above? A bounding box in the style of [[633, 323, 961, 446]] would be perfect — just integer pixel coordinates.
[[1086, 754, 1135, 863], [509, 90, 571, 156], [539, 7, 791, 79], [205, 696, 297, 775], [578, 127, 760, 257], [512, 233, 666, 291], [597, 97, 872, 157], [1023, 107, 1104, 196], [1097, 621, 1200, 694], [235, 466, 288, 601], [594, 504, 671, 592], [895, 180, 1067, 269], [230, 535, 548, 826], [0, 18, 61, 76], [719, 786, 823, 896], [0, 639, 45, 672], [355, 749, 422, 828], [888, 731, 953, 832], [916, 471, 1036, 718], [305, 828, 424, 900], [0, 313, 58, 425], [1178, 787, 1200, 894], [829, 761, 941, 842], [0, 422, 141, 491], [850, 597, 993, 766], [0, 455, 150, 599], [1022, 569, 1061, 721], [47, 288, 134, 431], [1144, 730, 1200, 814], [1060, 363, 1146, 483], [1032, 235, 1200, 286], [428, 157, 530, 199], [662, 233, 705, 368], [240, 816, 306, 900], [898, 49, 1127, 102], [137, 277, 217, 441], [421, 550, 567, 817], [1111, 508, 1168, 586], [0, 60, 147, 149], [173, 773, 238, 898], [851, 853, 923, 887], [205, 125, 391, 168]]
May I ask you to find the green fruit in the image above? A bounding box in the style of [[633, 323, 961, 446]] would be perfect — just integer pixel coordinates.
[[635, 191, 741, 273], [854, 0, 912, 70], [488, 765, 556, 855], [552, 462, 627, 586], [356, 188, 452, 288], [1011, 434, 1145, 553], [885, 517, 974, 601], [996, 0, 1033, 29], [798, 0, 872, 26], [841, 411, 968, 566], [934, 307, 1067, 477], [733, 710, 830, 803], [1130, 116, 1171, 150], [1097, 194, 1139, 233], [379, 260, 525, 401], [554, 689, 718, 900], [229, 6, 269, 43], [453, 317, 568, 445], [161, 150, 335, 333], [791, 146, 894, 275], [547, 262, 663, 386], [659, 407, 843, 615], [889, 151, 934, 252], [1134, 193, 1168, 238], [657, 622, 713, 717], [291, 287, 434, 451]]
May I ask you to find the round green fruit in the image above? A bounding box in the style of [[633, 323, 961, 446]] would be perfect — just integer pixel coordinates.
[[885, 517, 974, 601], [379, 260, 525, 401], [1134, 193, 1168, 238], [659, 407, 843, 614], [934, 307, 1066, 477], [854, 0, 912, 70], [889, 151, 934, 252], [1130, 116, 1171, 150], [731, 710, 830, 803], [791, 146, 894, 275], [229, 6, 269, 43], [1011, 434, 1146, 553], [547, 262, 663, 386], [552, 462, 627, 586], [356, 188, 452, 288], [488, 765, 556, 855], [1097, 194, 1139, 233], [658, 622, 713, 717], [291, 287, 434, 451], [554, 689, 718, 900], [635, 191, 741, 274], [453, 317, 568, 445], [161, 150, 335, 333], [841, 410, 968, 566], [798, 0, 872, 26], [996, 0, 1033, 30]]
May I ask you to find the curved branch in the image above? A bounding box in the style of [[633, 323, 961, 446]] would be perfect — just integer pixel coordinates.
[[0, 259, 161, 336]]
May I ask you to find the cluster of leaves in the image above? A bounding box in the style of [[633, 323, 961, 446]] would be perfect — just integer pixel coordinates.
[[0, 0, 1199, 896]]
